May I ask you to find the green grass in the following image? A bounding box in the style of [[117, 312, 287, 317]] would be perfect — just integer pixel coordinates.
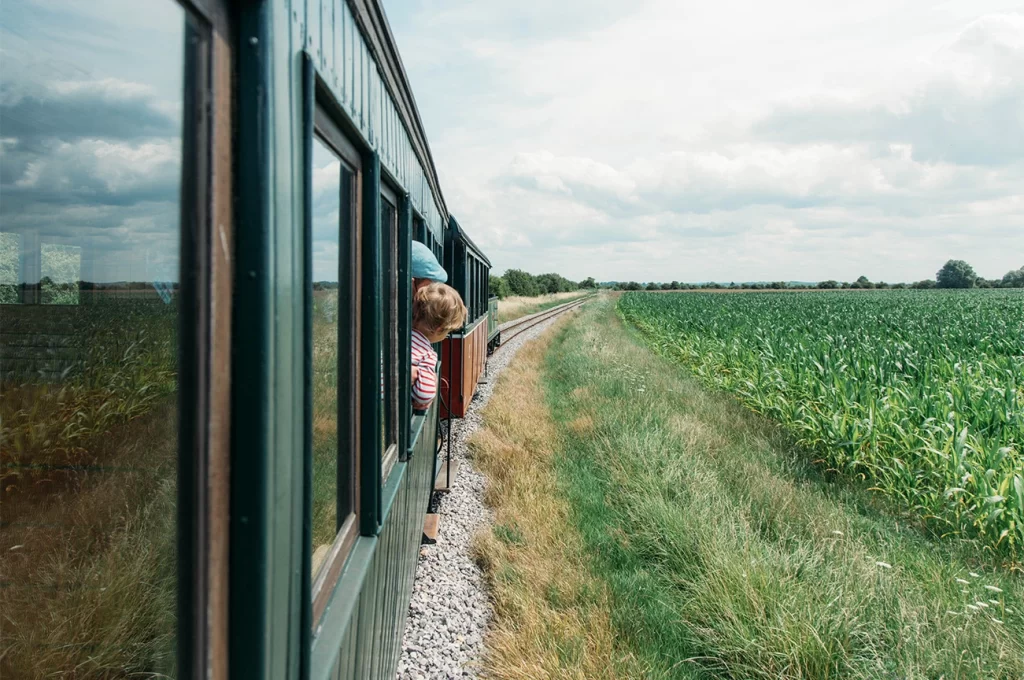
[[470, 317, 647, 679], [541, 297, 1024, 679], [618, 290, 1024, 555]]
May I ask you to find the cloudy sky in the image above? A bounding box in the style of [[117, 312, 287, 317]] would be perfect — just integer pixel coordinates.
[[1, 0, 184, 285], [388, 0, 1024, 283]]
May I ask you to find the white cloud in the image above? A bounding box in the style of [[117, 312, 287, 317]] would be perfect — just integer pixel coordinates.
[[9, 138, 180, 196], [388, 2, 1024, 282], [311, 158, 341, 199]]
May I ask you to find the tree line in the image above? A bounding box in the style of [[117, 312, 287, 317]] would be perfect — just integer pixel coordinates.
[[609, 260, 1024, 292], [489, 269, 598, 299]]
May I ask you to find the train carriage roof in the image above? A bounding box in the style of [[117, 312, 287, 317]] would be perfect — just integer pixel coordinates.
[[448, 217, 492, 267], [320, 0, 452, 243]]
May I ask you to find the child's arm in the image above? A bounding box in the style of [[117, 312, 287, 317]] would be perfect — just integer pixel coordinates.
[[411, 358, 437, 410]]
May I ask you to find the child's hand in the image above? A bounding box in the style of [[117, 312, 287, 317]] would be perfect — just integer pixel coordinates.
[[411, 366, 419, 383]]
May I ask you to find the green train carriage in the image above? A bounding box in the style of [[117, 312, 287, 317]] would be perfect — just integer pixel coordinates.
[[0, 0, 489, 678], [440, 217, 492, 420]]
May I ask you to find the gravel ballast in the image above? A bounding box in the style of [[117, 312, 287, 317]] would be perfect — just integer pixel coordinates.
[[395, 317, 562, 680]]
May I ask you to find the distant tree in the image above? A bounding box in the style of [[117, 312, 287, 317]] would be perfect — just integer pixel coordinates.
[[504, 269, 539, 296], [850, 275, 872, 289], [840, 282, 851, 289], [911, 279, 937, 289], [817, 280, 839, 289], [624, 281, 642, 291], [535, 273, 558, 294], [876, 281, 889, 289], [489, 274, 510, 299], [1001, 266, 1024, 288], [645, 282, 661, 291], [669, 280, 680, 290], [769, 281, 785, 290], [660, 282, 672, 290], [936, 259, 978, 289], [579, 276, 597, 289], [891, 282, 907, 290]]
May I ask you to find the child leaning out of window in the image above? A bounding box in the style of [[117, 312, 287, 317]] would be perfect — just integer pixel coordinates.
[[411, 282, 467, 412]]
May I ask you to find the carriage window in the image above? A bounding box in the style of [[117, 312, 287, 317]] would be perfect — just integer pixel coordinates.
[[470, 260, 476, 319], [380, 190, 399, 478], [41, 244, 83, 305], [0, 233, 20, 303], [468, 255, 476, 322], [309, 114, 361, 622], [310, 136, 341, 577], [413, 216, 426, 245], [0, 0, 187, 676], [475, 260, 481, 318]]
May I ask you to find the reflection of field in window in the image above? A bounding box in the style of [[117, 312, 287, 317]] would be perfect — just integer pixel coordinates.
[[1, 299, 180, 676], [0, 0, 185, 673], [309, 135, 341, 572], [0, 232, 20, 303], [40, 243, 81, 305], [311, 287, 340, 550]]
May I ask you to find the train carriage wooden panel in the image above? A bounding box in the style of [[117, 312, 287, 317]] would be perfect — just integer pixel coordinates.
[[440, 316, 488, 419]]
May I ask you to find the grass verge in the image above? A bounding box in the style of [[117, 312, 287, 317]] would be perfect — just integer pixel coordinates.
[[537, 297, 1023, 679], [470, 311, 647, 679]]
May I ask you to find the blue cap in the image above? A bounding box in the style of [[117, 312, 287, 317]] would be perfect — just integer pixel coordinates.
[[411, 240, 447, 283]]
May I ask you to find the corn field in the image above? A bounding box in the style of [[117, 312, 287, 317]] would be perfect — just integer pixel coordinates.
[[619, 290, 1024, 556]]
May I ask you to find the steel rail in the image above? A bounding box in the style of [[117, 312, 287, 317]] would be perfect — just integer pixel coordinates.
[[495, 294, 594, 347]]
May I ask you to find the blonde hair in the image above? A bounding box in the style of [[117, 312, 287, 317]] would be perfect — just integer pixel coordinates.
[[413, 282, 467, 336]]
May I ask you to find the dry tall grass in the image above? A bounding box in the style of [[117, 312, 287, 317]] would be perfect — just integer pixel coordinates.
[[1, 301, 179, 677], [0, 403, 178, 678], [496, 292, 585, 325], [470, 314, 645, 679]]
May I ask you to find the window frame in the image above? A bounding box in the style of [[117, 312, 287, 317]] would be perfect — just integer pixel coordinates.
[[177, 8, 211, 677], [307, 102, 365, 626]]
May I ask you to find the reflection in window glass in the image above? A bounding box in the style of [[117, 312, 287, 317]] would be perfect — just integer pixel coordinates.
[[380, 198, 398, 471], [41, 243, 82, 305], [0, 232, 21, 304], [0, 1, 186, 676], [310, 136, 340, 576]]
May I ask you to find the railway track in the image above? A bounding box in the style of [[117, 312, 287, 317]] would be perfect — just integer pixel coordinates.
[[496, 294, 595, 347]]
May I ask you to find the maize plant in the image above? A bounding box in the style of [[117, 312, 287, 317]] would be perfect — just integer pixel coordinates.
[[619, 289, 1024, 557]]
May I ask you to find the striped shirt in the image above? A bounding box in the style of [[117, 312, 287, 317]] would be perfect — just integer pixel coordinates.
[[411, 329, 438, 410]]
